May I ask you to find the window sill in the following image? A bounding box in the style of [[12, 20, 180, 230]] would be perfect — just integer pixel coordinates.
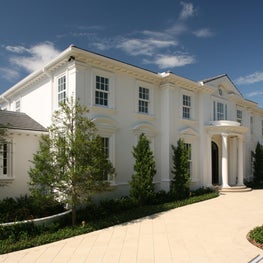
[[0, 177, 14, 184]]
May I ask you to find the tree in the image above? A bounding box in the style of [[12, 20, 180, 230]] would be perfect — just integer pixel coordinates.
[[29, 98, 115, 225], [129, 133, 156, 205], [170, 138, 191, 200], [252, 142, 263, 185]]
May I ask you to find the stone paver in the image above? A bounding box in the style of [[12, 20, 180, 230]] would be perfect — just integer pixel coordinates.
[[1, 190, 262, 263]]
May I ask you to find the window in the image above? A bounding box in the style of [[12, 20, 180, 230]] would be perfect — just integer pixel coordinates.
[[250, 116, 254, 134], [95, 76, 109, 106], [182, 95, 191, 119], [138, 87, 149, 114], [15, 100, 20, 112], [237, 110, 242, 124], [213, 101, 227, 121], [101, 137, 109, 158], [184, 143, 192, 176], [58, 75, 66, 105], [0, 143, 10, 177]]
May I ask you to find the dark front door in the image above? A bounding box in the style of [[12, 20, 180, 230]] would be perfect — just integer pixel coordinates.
[[211, 142, 219, 185]]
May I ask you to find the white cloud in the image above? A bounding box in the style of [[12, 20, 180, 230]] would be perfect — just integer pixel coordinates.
[[179, 2, 195, 20], [145, 54, 195, 68], [117, 38, 177, 56], [0, 67, 20, 81], [247, 91, 263, 97], [8, 42, 60, 73], [193, 28, 213, 37], [235, 72, 263, 85]]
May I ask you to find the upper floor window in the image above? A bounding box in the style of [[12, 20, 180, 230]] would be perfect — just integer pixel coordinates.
[[15, 100, 20, 112], [236, 110, 242, 124], [182, 94, 191, 119], [58, 75, 66, 105], [138, 87, 149, 114], [95, 76, 109, 106], [213, 101, 227, 121]]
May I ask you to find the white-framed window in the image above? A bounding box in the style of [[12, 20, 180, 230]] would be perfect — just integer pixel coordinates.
[[138, 87, 149, 114], [184, 143, 192, 176], [182, 94, 191, 119], [213, 101, 227, 121], [58, 75, 66, 105], [101, 137, 109, 158], [237, 109, 242, 124], [95, 75, 109, 107], [0, 142, 11, 177], [250, 116, 254, 134], [15, 100, 20, 112]]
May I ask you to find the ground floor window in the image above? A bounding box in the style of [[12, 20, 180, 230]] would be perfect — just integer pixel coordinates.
[[0, 143, 11, 177]]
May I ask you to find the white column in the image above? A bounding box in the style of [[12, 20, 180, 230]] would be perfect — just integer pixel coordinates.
[[237, 136, 244, 186], [222, 133, 230, 188]]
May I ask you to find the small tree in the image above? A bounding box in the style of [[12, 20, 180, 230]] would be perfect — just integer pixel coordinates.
[[252, 142, 263, 185], [129, 133, 156, 205], [170, 138, 191, 200], [29, 98, 115, 225]]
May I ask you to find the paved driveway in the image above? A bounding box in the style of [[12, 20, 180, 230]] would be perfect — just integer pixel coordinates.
[[1, 190, 263, 263]]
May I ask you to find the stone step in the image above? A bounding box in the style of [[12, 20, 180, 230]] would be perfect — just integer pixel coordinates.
[[219, 186, 252, 193]]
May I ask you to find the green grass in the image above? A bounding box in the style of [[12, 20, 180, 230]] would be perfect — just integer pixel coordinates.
[[0, 192, 218, 254]]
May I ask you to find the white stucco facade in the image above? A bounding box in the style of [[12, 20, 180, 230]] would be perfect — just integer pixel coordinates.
[[1, 45, 263, 197]]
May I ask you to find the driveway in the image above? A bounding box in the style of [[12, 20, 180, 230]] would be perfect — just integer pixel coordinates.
[[1, 190, 263, 263]]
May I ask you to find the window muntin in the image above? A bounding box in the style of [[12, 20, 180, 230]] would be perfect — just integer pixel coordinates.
[[237, 110, 242, 124], [182, 95, 191, 119], [95, 76, 109, 106], [138, 87, 149, 114], [58, 75, 66, 105]]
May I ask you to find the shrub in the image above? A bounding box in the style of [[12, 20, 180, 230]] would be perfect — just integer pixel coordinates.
[[249, 225, 263, 244]]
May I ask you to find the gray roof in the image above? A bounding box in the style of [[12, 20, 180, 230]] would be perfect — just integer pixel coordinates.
[[0, 110, 47, 132]]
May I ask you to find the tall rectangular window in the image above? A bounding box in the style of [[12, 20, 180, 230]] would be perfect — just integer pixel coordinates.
[[15, 100, 20, 112], [250, 116, 254, 134], [1, 143, 8, 176], [237, 110, 242, 124], [138, 87, 149, 114], [182, 95, 191, 119], [213, 101, 227, 121], [58, 75, 66, 105], [102, 137, 109, 158], [95, 76, 109, 106], [184, 143, 192, 177]]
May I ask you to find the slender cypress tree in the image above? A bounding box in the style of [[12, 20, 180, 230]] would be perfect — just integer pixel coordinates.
[[252, 142, 263, 185], [130, 133, 156, 205], [170, 138, 191, 200]]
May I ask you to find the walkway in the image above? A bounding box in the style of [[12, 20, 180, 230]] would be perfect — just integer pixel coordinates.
[[1, 190, 263, 263]]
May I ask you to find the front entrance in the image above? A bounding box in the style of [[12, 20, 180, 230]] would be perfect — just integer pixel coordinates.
[[211, 142, 219, 185]]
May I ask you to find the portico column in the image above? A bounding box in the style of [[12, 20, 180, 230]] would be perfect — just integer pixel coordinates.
[[237, 136, 244, 186], [222, 133, 230, 188]]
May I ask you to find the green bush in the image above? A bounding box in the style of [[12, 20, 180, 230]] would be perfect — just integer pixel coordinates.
[[0, 195, 65, 223], [249, 225, 263, 244]]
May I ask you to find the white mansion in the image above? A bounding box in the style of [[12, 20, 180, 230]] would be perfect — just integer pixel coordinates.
[[0, 45, 262, 197]]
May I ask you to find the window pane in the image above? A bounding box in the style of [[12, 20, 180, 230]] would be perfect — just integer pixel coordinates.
[[95, 76, 109, 106]]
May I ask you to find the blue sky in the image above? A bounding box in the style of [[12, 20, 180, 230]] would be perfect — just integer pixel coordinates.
[[1, 0, 263, 107]]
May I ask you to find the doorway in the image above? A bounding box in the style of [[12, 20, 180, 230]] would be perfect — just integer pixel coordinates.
[[211, 142, 219, 185]]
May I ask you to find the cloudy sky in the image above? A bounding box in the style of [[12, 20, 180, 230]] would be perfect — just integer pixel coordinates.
[[1, 0, 263, 106]]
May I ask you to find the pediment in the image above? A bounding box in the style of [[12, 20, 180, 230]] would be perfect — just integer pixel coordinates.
[[179, 127, 198, 136]]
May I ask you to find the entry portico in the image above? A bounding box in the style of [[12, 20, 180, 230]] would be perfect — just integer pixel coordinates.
[[206, 120, 248, 190]]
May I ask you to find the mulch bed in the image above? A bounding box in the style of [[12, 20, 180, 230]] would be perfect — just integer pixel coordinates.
[[247, 234, 263, 250]]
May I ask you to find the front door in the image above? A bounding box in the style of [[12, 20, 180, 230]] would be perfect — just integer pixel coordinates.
[[211, 142, 219, 185]]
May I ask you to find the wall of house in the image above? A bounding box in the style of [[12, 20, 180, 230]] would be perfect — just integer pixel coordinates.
[[0, 131, 42, 200]]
